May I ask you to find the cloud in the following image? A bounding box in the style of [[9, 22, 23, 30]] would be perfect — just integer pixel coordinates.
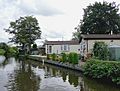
[[0, 0, 63, 42], [16, 0, 63, 16], [0, 0, 120, 43], [43, 31, 63, 39]]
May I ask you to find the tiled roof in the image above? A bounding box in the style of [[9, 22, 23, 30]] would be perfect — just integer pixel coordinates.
[[81, 34, 120, 40], [44, 40, 79, 45]]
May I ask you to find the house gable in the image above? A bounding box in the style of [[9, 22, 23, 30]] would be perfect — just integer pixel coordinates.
[[44, 40, 80, 54], [80, 34, 120, 56]]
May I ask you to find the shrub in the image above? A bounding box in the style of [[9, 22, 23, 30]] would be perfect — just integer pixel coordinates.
[[68, 52, 79, 64], [83, 59, 120, 85], [55, 56, 62, 61], [0, 49, 5, 55], [68, 53, 73, 63], [73, 53, 79, 64], [32, 43, 37, 49], [61, 53, 67, 62], [51, 53, 56, 61], [93, 41, 109, 60], [5, 47, 19, 57]]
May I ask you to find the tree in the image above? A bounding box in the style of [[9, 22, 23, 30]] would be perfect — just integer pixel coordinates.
[[93, 42, 109, 60], [72, 31, 81, 40], [78, 1, 120, 34], [5, 16, 41, 54], [32, 43, 37, 49]]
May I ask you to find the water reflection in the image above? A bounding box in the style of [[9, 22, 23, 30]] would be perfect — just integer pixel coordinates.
[[6, 60, 41, 91], [0, 57, 120, 91]]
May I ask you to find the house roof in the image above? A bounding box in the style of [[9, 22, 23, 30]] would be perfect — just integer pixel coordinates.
[[81, 34, 120, 40], [44, 40, 79, 45]]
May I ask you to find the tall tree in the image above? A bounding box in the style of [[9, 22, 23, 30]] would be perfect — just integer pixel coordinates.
[[5, 16, 41, 54], [78, 1, 120, 34], [72, 31, 81, 40]]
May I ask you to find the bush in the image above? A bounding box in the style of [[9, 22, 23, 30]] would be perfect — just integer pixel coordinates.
[[5, 47, 19, 57], [61, 53, 67, 62], [93, 42, 109, 60], [51, 53, 56, 61], [83, 59, 120, 85], [0, 49, 5, 55], [68, 52, 79, 64], [73, 53, 79, 64], [68, 53, 73, 63]]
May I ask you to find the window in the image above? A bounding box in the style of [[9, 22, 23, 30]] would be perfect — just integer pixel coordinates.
[[49, 46, 52, 53], [68, 45, 70, 51], [64, 45, 67, 51]]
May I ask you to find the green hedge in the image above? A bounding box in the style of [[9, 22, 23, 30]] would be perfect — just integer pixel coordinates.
[[5, 47, 19, 57], [61, 53, 67, 62], [68, 53, 73, 63], [51, 53, 56, 61], [0, 49, 5, 55], [68, 52, 79, 64], [47, 52, 79, 64], [83, 59, 120, 85]]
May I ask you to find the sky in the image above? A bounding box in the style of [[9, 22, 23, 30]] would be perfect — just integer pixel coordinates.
[[0, 0, 120, 45]]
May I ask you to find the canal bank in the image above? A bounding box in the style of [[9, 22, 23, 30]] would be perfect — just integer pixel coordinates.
[[0, 56, 120, 91], [28, 55, 83, 72]]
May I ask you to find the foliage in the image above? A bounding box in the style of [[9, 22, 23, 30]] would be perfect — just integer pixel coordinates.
[[61, 53, 67, 62], [77, 1, 120, 34], [32, 44, 37, 49], [83, 59, 120, 85], [93, 41, 109, 60], [0, 42, 9, 52], [9, 47, 18, 56], [72, 31, 81, 40], [6, 47, 19, 57], [51, 53, 56, 61], [47, 52, 79, 64], [5, 16, 41, 54], [68, 53, 73, 63], [68, 52, 79, 64], [0, 42, 18, 57], [73, 53, 79, 64], [0, 49, 5, 55]]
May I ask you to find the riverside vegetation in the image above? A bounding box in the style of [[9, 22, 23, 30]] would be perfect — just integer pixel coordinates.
[[84, 59, 120, 85], [47, 52, 79, 65], [0, 43, 19, 57], [83, 42, 120, 85]]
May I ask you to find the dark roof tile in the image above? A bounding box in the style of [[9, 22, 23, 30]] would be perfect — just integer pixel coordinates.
[[44, 40, 79, 45], [81, 34, 120, 40]]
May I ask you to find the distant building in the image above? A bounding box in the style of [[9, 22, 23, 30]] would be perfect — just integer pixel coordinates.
[[44, 40, 80, 54], [79, 34, 120, 56]]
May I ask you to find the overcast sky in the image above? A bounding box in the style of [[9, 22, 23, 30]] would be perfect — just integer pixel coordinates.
[[0, 0, 120, 44]]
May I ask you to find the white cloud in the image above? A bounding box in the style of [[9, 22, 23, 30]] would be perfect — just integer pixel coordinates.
[[0, 0, 120, 44]]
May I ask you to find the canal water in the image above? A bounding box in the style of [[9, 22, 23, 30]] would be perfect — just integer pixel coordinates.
[[0, 56, 120, 91]]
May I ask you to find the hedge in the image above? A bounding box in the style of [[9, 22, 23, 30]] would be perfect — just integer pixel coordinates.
[[51, 53, 56, 61], [83, 59, 120, 85], [47, 52, 79, 64], [68, 52, 79, 64], [0, 49, 5, 55], [61, 53, 67, 62]]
